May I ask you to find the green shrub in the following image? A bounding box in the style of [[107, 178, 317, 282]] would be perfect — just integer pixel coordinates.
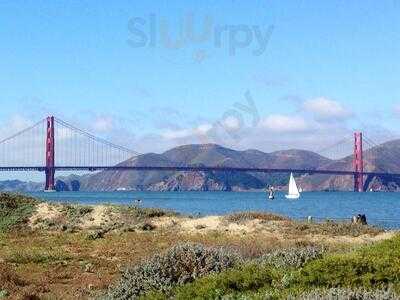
[[297, 235, 400, 289], [224, 211, 288, 224], [297, 287, 399, 299], [170, 263, 276, 300], [63, 204, 93, 221], [259, 247, 325, 269], [0, 290, 9, 299], [119, 206, 178, 220], [108, 243, 241, 299], [141, 236, 400, 299], [0, 193, 38, 232], [5, 248, 71, 264]]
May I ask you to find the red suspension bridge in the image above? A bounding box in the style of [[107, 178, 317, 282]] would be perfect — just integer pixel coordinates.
[[0, 116, 399, 192]]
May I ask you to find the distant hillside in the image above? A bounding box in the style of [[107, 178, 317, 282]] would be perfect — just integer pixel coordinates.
[[0, 180, 42, 192], [78, 153, 180, 191], [60, 144, 333, 192]]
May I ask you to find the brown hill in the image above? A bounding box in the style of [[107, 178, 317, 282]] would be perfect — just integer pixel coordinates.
[[70, 144, 332, 191]]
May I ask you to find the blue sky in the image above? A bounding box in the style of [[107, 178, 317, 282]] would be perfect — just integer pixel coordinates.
[[0, 0, 399, 159]]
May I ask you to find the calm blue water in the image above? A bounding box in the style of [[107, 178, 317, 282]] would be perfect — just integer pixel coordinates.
[[26, 191, 400, 229]]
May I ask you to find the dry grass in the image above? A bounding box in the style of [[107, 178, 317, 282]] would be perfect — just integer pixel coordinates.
[[0, 263, 26, 292], [0, 228, 326, 299], [223, 211, 289, 224], [288, 221, 383, 237], [179, 229, 326, 260], [0, 230, 176, 299]]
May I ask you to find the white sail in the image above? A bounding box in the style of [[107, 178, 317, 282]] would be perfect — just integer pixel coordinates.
[[268, 187, 275, 199], [285, 173, 300, 199]]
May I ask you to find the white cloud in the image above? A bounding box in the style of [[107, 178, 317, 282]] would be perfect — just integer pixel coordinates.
[[196, 124, 213, 135], [303, 97, 352, 121], [393, 103, 400, 116], [161, 128, 192, 140], [9, 115, 33, 132], [0, 115, 34, 140], [92, 116, 114, 132], [161, 123, 212, 140], [222, 116, 241, 130], [259, 114, 309, 133], [0, 115, 45, 167]]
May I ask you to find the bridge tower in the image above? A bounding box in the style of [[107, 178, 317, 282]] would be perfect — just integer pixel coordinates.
[[45, 116, 55, 191], [353, 132, 363, 192]]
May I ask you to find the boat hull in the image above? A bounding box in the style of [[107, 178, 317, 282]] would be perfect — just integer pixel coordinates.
[[285, 194, 299, 199]]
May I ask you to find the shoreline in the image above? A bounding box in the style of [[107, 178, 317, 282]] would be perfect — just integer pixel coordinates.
[[28, 200, 396, 241], [22, 190, 400, 231]]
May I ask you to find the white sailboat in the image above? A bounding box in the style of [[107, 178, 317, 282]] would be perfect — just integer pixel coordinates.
[[285, 173, 300, 199], [267, 186, 275, 200]]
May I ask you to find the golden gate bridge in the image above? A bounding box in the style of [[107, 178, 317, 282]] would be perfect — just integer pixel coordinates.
[[0, 116, 398, 192]]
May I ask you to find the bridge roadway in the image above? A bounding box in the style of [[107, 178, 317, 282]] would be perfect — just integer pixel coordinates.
[[0, 166, 399, 178]]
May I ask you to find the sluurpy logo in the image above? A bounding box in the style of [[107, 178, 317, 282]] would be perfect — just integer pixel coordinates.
[[127, 12, 274, 62]]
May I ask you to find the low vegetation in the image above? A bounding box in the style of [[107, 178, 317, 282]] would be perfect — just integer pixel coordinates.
[[143, 235, 400, 299], [298, 235, 400, 289], [0, 192, 397, 299], [0, 192, 38, 232], [108, 243, 241, 299], [290, 221, 383, 237], [298, 287, 399, 299], [166, 263, 279, 300], [4, 247, 71, 264], [62, 204, 94, 222], [257, 246, 325, 269], [224, 211, 289, 224], [116, 205, 178, 221], [0, 263, 25, 295]]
